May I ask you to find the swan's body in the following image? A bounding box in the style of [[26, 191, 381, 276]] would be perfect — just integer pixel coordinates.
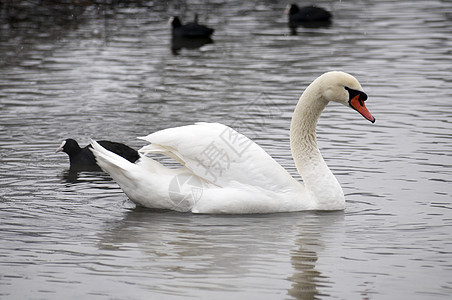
[[91, 71, 374, 214]]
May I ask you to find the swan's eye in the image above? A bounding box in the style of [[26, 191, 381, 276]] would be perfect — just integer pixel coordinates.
[[345, 87, 367, 101]]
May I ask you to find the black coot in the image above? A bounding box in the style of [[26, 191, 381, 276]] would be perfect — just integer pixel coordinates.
[[56, 138, 139, 170], [170, 15, 214, 38], [286, 4, 332, 34], [286, 4, 332, 23]]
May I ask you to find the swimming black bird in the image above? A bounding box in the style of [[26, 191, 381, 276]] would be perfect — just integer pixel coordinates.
[[286, 4, 332, 23], [169, 15, 214, 38], [56, 138, 139, 170]]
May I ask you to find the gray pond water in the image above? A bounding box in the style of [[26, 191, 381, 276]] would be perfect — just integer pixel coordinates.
[[1, 0, 451, 299]]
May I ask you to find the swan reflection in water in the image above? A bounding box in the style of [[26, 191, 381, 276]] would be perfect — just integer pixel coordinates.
[[288, 212, 343, 299], [96, 209, 344, 297], [170, 36, 214, 55]]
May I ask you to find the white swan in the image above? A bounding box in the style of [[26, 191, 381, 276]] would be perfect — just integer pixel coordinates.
[[91, 71, 375, 214]]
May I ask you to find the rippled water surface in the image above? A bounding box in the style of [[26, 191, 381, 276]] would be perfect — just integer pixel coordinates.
[[1, 0, 451, 299]]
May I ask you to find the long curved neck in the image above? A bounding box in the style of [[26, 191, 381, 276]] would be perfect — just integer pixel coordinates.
[[290, 85, 344, 209]]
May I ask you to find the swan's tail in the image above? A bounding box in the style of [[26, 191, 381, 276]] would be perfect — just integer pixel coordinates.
[[90, 139, 149, 194], [90, 139, 137, 174], [90, 140, 193, 211]]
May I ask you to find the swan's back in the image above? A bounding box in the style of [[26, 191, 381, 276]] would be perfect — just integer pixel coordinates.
[[139, 123, 301, 191]]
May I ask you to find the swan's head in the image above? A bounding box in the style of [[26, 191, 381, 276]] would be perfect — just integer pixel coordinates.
[[319, 71, 375, 123]]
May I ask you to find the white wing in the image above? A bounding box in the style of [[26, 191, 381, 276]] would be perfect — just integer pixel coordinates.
[[139, 122, 300, 191]]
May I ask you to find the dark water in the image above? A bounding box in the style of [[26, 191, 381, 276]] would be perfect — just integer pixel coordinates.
[[1, 0, 451, 299]]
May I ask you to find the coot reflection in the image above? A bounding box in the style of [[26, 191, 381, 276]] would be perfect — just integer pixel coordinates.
[[171, 36, 213, 55]]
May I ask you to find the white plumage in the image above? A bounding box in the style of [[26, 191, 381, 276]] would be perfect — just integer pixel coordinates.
[[91, 71, 375, 214]]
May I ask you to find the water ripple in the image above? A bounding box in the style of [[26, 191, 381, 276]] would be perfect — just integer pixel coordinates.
[[1, 0, 451, 298]]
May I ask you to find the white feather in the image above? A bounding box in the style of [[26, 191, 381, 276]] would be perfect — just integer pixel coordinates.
[[91, 72, 373, 214]]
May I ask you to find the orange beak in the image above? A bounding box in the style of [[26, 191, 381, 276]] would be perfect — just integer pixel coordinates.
[[349, 94, 375, 123]]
